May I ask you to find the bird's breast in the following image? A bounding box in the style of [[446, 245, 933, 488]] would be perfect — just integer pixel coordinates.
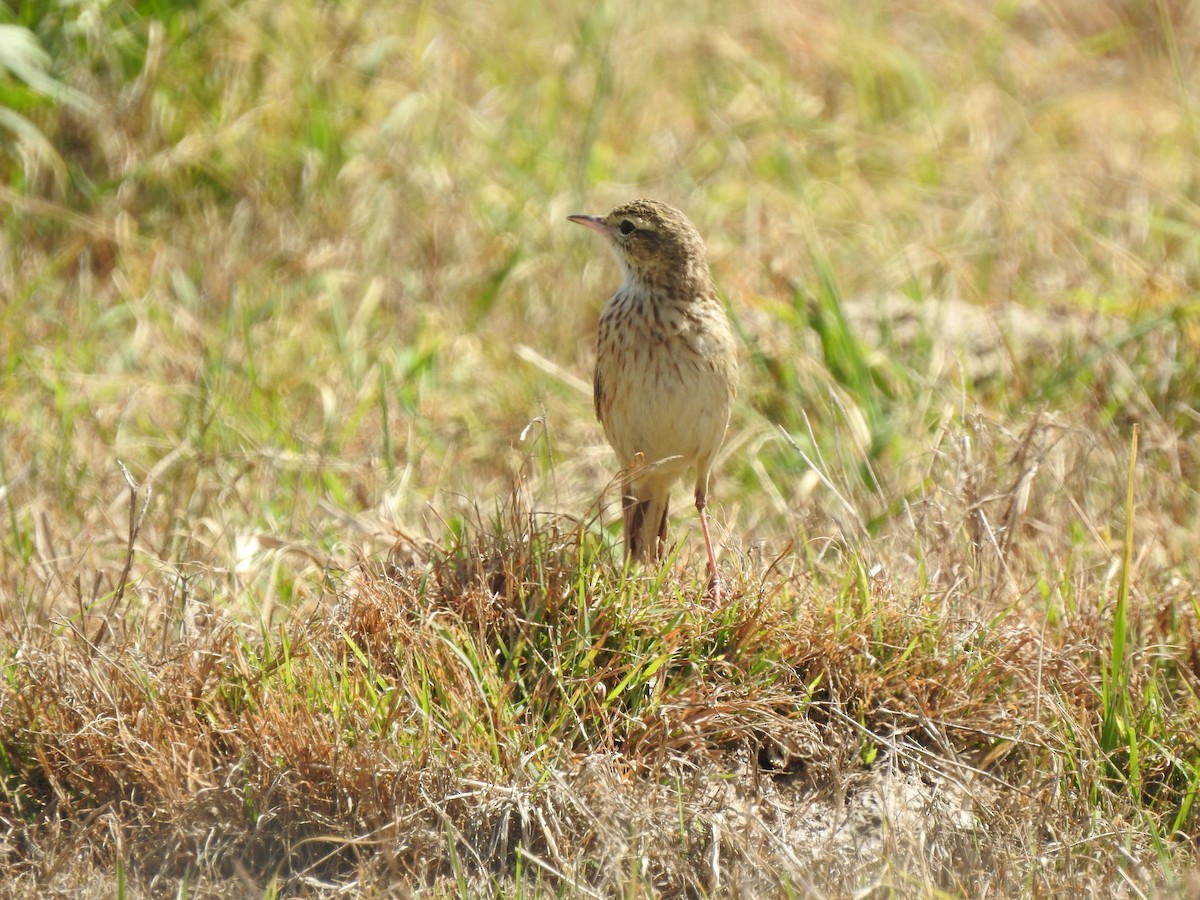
[[594, 288, 736, 473]]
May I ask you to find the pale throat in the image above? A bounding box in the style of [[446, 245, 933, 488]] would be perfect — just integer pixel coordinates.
[[613, 254, 712, 301]]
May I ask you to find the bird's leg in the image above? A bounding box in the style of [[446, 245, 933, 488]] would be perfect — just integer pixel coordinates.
[[621, 490, 638, 560], [695, 488, 721, 601]]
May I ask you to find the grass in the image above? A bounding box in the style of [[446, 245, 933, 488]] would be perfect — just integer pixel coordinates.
[[3, 0, 1200, 895]]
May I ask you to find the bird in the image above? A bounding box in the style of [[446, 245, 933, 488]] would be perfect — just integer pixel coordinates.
[[567, 199, 739, 598]]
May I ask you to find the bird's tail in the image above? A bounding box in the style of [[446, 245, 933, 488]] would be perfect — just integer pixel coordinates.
[[623, 483, 670, 563]]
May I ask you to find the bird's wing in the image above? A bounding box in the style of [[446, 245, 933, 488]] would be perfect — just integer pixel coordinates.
[[593, 367, 604, 422]]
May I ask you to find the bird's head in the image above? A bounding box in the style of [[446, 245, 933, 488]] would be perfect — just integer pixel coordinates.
[[568, 199, 711, 291]]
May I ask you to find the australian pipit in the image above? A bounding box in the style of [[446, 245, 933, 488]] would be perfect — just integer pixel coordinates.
[[568, 199, 739, 597]]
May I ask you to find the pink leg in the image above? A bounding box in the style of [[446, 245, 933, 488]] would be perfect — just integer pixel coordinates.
[[695, 489, 721, 600]]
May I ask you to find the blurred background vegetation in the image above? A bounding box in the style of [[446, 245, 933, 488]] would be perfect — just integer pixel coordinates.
[[4, 0, 1198, 620]]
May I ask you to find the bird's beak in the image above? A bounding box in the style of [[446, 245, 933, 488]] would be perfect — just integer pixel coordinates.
[[567, 214, 608, 235]]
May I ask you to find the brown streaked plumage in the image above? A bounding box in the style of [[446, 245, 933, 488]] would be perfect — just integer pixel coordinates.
[[568, 199, 739, 597]]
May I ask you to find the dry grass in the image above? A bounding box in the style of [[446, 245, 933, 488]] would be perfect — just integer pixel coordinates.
[[4, 471, 1194, 896], [3, 0, 1200, 895]]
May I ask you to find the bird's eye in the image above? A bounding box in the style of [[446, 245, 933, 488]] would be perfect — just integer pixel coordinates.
[[619, 219, 636, 236]]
